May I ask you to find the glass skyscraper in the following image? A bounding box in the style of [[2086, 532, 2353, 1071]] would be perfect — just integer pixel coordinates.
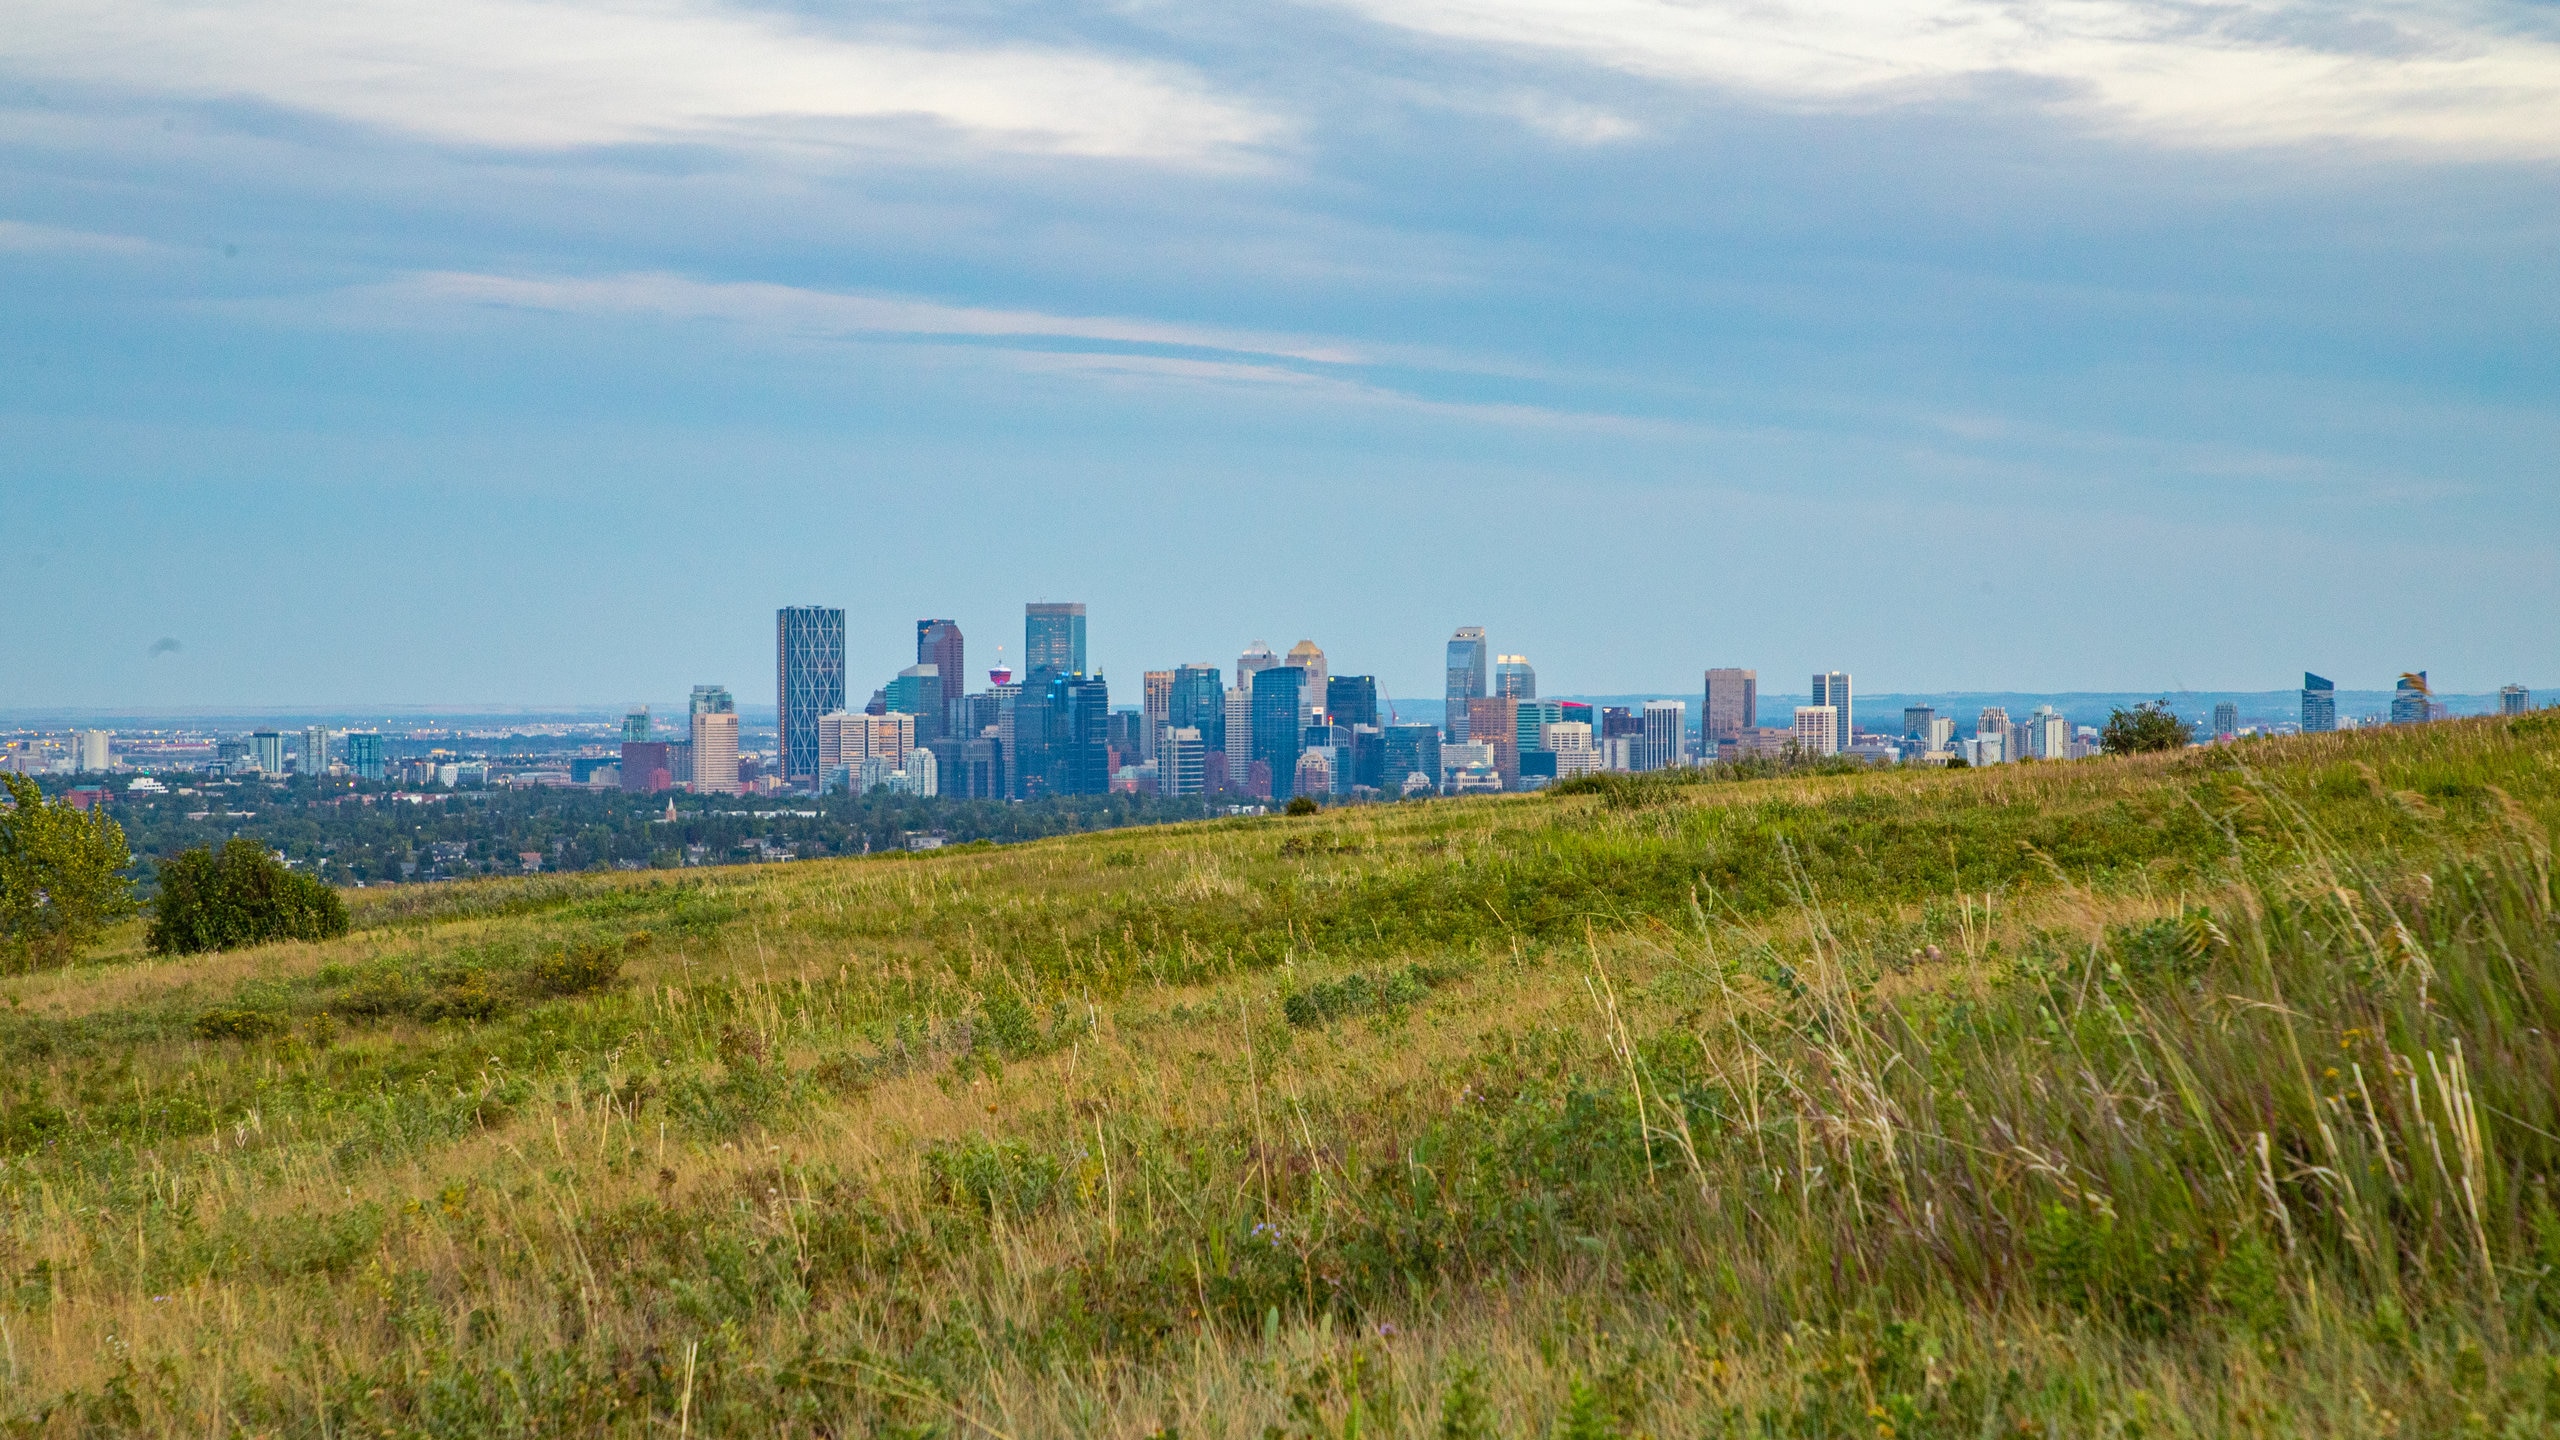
[[1445, 627, 1487, 743], [917, 619, 964, 730], [2391, 673, 2430, 725], [774, 607, 845, 789], [1253, 666, 1307, 802], [1026, 603, 1088, 676], [1811, 671, 1852, 754], [1169, 664, 1225, 753], [344, 731, 385, 781], [1327, 674, 1378, 729], [1383, 723, 1441, 796]]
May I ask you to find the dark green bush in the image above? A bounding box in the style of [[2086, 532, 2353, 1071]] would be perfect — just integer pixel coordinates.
[[192, 1008, 288, 1041], [526, 942, 622, 997], [149, 838, 349, 955], [1284, 965, 1440, 1027]]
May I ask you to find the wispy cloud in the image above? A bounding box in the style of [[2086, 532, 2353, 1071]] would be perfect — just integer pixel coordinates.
[[0, 219, 159, 255], [1322, 0, 2560, 157], [2, 0, 1279, 164]]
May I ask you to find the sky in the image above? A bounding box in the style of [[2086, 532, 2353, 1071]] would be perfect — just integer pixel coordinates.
[[3, 0, 2556, 711]]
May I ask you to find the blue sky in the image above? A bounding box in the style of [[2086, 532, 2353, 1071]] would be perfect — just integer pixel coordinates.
[[4, 0, 2555, 711]]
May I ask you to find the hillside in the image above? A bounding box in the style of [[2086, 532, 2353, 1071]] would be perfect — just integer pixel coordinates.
[[5, 715, 2559, 1436]]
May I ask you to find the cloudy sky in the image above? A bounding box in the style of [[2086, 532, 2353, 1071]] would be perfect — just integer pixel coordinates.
[[4, 0, 2555, 709]]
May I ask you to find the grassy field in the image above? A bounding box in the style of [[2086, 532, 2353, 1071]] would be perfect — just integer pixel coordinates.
[[5, 715, 2560, 1436]]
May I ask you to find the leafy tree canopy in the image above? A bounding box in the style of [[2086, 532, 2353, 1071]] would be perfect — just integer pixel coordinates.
[[149, 837, 350, 956], [0, 775, 137, 971], [2101, 700, 2196, 756]]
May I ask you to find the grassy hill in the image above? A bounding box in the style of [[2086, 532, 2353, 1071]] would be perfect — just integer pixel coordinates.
[[5, 715, 2560, 1436]]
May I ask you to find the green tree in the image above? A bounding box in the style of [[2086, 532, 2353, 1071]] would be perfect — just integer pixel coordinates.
[[149, 837, 349, 955], [0, 775, 137, 970], [2100, 700, 2195, 756]]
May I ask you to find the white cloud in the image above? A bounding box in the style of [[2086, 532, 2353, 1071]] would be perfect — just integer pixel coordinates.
[[0, 219, 160, 254], [1, 0, 1277, 164], [1322, 0, 2560, 157]]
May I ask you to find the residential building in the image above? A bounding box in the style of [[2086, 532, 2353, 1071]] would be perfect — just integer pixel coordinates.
[[1252, 666, 1307, 801], [1640, 700, 1685, 772], [1224, 685, 1253, 778], [1794, 706, 1840, 756], [1977, 706, 2011, 741], [251, 730, 288, 776], [1170, 664, 1225, 754], [2025, 706, 2069, 760], [916, 619, 965, 732], [1142, 670, 1175, 760], [1286, 642, 1329, 725], [885, 664, 944, 741], [1446, 627, 1488, 742], [1493, 654, 1537, 699], [2391, 673, 2431, 725], [1026, 602, 1088, 676], [2301, 673, 2337, 733], [1703, 669, 1757, 745], [2213, 701, 2239, 739], [345, 732, 385, 782], [1545, 721, 1600, 779], [691, 707, 741, 795], [775, 607, 847, 789], [1160, 727, 1206, 796], [620, 741, 672, 793], [2502, 684, 2532, 716], [1327, 675, 1379, 729], [1811, 672, 1852, 753], [301, 726, 329, 776], [76, 730, 112, 773], [1384, 723, 1441, 798]]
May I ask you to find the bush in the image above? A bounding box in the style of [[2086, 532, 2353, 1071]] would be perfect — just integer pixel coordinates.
[[526, 942, 623, 997], [2100, 701, 2195, 756], [149, 838, 350, 955], [193, 1008, 288, 1041], [1286, 795, 1320, 816], [0, 774, 136, 971]]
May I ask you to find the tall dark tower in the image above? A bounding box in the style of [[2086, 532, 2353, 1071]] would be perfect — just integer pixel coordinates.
[[917, 619, 965, 732], [775, 606, 846, 790]]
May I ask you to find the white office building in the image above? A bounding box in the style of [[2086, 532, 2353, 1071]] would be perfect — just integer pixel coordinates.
[[1794, 705, 1840, 756], [1639, 700, 1685, 771]]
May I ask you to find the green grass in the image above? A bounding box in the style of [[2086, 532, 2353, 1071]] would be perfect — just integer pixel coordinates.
[[2, 716, 2558, 1435]]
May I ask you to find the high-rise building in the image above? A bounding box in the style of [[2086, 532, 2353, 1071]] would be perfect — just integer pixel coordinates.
[[1811, 672, 1852, 753], [2500, 685, 2531, 717], [692, 685, 734, 718], [1286, 642, 1330, 725], [1327, 675, 1378, 729], [1703, 669, 1757, 745], [885, 665, 944, 741], [1106, 709, 1147, 764], [1252, 666, 1307, 802], [1515, 699, 1563, 758], [623, 707, 652, 743], [775, 607, 846, 790], [251, 730, 288, 776], [1294, 749, 1334, 801], [2298, 673, 2337, 733], [1383, 724, 1441, 797], [1923, 717, 1955, 750], [345, 732, 385, 782], [1237, 641, 1280, 685], [1902, 706, 1937, 741], [989, 681, 1024, 798], [960, 736, 1004, 799], [1493, 655, 1537, 700], [75, 730, 112, 773], [1976, 706, 2010, 740], [691, 706, 740, 795], [1446, 627, 1488, 742], [621, 741, 672, 792], [2391, 673, 2431, 725], [1026, 603, 1088, 676], [1468, 696, 1520, 786], [916, 619, 965, 731], [1044, 672, 1110, 796], [1639, 700, 1684, 772], [1170, 665, 1225, 755], [2026, 706, 2069, 760], [1142, 670, 1175, 760], [300, 726, 330, 776], [1545, 721, 1600, 779], [1224, 685, 1253, 777], [1793, 706, 1840, 757], [1160, 727, 1206, 796], [2212, 701, 2239, 739]]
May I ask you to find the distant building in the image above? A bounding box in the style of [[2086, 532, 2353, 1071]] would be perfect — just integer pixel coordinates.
[[251, 730, 288, 776], [623, 707, 652, 743], [1026, 602, 1088, 676], [1041, 672, 1110, 797], [1106, 709, 1147, 764], [691, 706, 741, 796], [2213, 702, 2238, 739], [1811, 672, 1852, 753], [1170, 664, 1225, 755], [1294, 748, 1333, 800], [1976, 706, 2011, 741], [1640, 700, 1685, 772], [1902, 706, 1936, 741], [2301, 673, 2337, 733], [885, 664, 944, 742], [1142, 670, 1175, 760], [1963, 733, 2005, 766], [692, 684, 734, 718], [1545, 721, 1600, 779], [1442, 741, 1501, 794], [301, 726, 330, 776], [1327, 674, 1379, 730], [1237, 640, 1281, 686], [1446, 627, 1488, 742], [2502, 684, 2532, 716], [1468, 696, 1520, 786], [1514, 699, 1563, 761], [2391, 673, 2431, 725], [1160, 727, 1206, 796], [1793, 706, 1839, 757], [1252, 666, 1307, 801], [2025, 706, 2069, 760], [620, 741, 672, 793], [1286, 642, 1330, 725], [345, 732, 386, 782], [1384, 723, 1441, 798], [1493, 654, 1537, 700], [776, 607, 846, 790], [1223, 684, 1253, 780], [917, 619, 965, 733], [1703, 669, 1757, 745], [959, 736, 1004, 799], [75, 730, 111, 774]]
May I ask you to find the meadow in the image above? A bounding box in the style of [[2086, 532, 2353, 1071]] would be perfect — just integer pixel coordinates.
[[4, 713, 2559, 1436]]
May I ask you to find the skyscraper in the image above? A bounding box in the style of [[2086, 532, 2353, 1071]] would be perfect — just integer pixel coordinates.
[[1327, 675, 1379, 730], [1237, 641, 1280, 684], [623, 707, 652, 743], [76, 730, 112, 773], [692, 684, 735, 717], [775, 607, 847, 790], [1703, 668, 1757, 746], [1170, 664, 1225, 754], [2212, 701, 2239, 739], [1142, 670, 1175, 760], [345, 732, 385, 782], [1793, 706, 1840, 757], [251, 730, 288, 776], [1224, 685, 1252, 782], [1902, 705, 1937, 741], [1046, 672, 1111, 796], [2391, 673, 2431, 725], [301, 726, 330, 776], [1383, 724, 1441, 797], [692, 704, 740, 796], [1515, 699, 1563, 758], [1157, 726, 1205, 796], [1493, 655, 1537, 699], [1253, 666, 1307, 802], [885, 665, 944, 741], [1287, 642, 1330, 724], [2500, 685, 2531, 717], [1026, 603, 1088, 676], [917, 619, 965, 732], [1811, 672, 1852, 754], [1446, 627, 1487, 743], [1640, 700, 1685, 771], [1468, 696, 1520, 786]]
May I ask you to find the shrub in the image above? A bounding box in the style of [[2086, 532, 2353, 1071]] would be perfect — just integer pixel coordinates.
[[2100, 701, 2195, 756], [1286, 796, 1320, 817], [1284, 965, 1441, 1027], [0, 774, 136, 971], [925, 1136, 1062, 1217], [149, 838, 350, 955], [526, 941, 623, 997], [193, 1008, 288, 1041]]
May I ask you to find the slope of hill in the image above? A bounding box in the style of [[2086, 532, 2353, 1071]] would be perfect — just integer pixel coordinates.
[[4, 715, 2558, 1436]]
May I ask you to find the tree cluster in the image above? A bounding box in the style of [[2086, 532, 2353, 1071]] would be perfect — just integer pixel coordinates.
[[0, 774, 136, 971]]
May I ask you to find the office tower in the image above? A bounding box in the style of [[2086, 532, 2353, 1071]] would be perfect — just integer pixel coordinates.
[[960, 736, 1003, 799], [1467, 696, 1520, 786], [773, 607, 846, 789], [817, 711, 861, 775], [1545, 721, 1600, 779], [1794, 706, 1840, 757], [1142, 670, 1174, 760], [299, 726, 329, 776], [2391, 673, 2430, 725], [1976, 706, 2010, 740], [1599, 706, 1641, 739], [1924, 717, 1955, 751], [251, 730, 288, 776], [623, 707, 652, 743], [1446, 627, 1488, 742], [1106, 710, 1146, 764], [863, 712, 917, 766], [1224, 685, 1253, 773], [916, 618, 965, 727], [1327, 675, 1378, 730], [1252, 666, 1307, 801], [989, 681, 1024, 799], [1291, 749, 1332, 800], [1443, 741, 1501, 794], [1349, 723, 1385, 791], [1703, 669, 1758, 745], [2020, 705, 2068, 760], [75, 730, 112, 773], [1237, 641, 1280, 684], [885, 664, 944, 741], [1170, 664, 1225, 755], [1902, 705, 1937, 741], [2212, 701, 2239, 739], [1285, 641, 1330, 721], [2502, 685, 2532, 716], [1493, 655, 1537, 700], [1160, 727, 1206, 796], [1384, 724, 1441, 797], [691, 707, 740, 795], [960, 691, 1001, 740], [691, 684, 734, 717], [1026, 602, 1088, 676], [1044, 672, 1111, 796], [2298, 673, 2337, 733], [1811, 672, 1852, 753], [1639, 700, 1685, 772], [620, 741, 672, 792], [1964, 732, 2005, 766], [1515, 699, 1563, 758], [343, 732, 385, 782]]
